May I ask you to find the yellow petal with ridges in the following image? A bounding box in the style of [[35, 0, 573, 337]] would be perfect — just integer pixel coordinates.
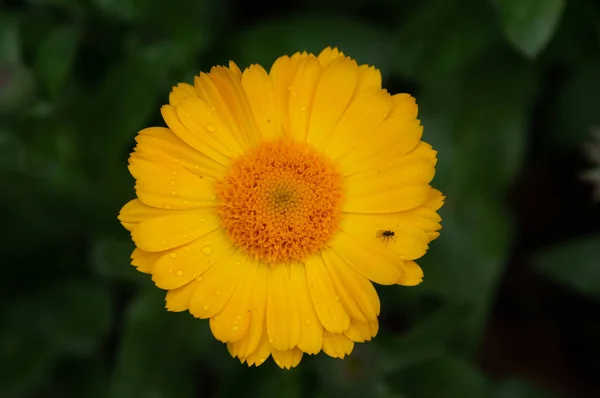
[[169, 83, 198, 106], [307, 56, 358, 149], [134, 127, 226, 179], [129, 153, 218, 210], [289, 261, 323, 354], [165, 281, 198, 312], [228, 257, 268, 358], [269, 53, 308, 136], [131, 248, 162, 274], [317, 47, 345, 67], [210, 256, 256, 343], [131, 209, 220, 252], [188, 248, 247, 319], [321, 249, 380, 322], [320, 88, 391, 161], [322, 332, 354, 359], [397, 260, 424, 286], [243, 329, 271, 367], [271, 347, 303, 369], [344, 319, 379, 343], [355, 64, 382, 94], [288, 56, 322, 142], [119, 199, 174, 231], [161, 104, 231, 166], [266, 264, 301, 350], [304, 254, 350, 333], [242, 64, 282, 141], [151, 228, 232, 289]]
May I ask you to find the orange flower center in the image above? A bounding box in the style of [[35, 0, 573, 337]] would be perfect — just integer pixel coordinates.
[[216, 139, 343, 264]]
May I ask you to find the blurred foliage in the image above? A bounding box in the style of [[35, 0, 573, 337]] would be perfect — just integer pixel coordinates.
[[1, 0, 599, 397]]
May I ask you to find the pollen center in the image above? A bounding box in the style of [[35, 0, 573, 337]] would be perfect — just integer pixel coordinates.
[[216, 139, 343, 264]]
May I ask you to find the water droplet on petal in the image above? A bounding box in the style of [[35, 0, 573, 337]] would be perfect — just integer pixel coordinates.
[[215, 289, 222, 295], [202, 246, 213, 255], [170, 252, 178, 258], [196, 275, 204, 282], [168, 268, 173, 274], [300, 106, 306, 112], [335, 296, 340, 301], [232, 325, 240, 332], [237, 315, 242, 321], [258, 357, 265, 364], [176, 270, 183, 276], [236, 261, 241, 266], [169, 179, 177, 186], [206, 124, 216, 132], [275, 359, 282, 366], [214, 315, 221, 321], [172, 171, 178, 176], [268, 338, 274, 343], [305, 318, 311, 325], [184, 246, 190, 252], [202, 304, 210, 311], [200, 218, 206, 222]]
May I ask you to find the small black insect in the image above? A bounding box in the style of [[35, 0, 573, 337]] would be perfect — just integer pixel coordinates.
[[376, 229, 396, 245]]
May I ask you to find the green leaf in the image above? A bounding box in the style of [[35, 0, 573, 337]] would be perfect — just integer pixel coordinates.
[[35, 26, 80, 98], [534, 235, 600, 299], [110, 289, 217, 398], [493, 0, 566, 58], [237, 15, 394, 76]]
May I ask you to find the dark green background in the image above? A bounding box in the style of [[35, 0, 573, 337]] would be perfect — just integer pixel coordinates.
[[2, 0, 600, 397]]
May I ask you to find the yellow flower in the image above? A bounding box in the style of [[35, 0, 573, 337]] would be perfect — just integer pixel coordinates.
[[118, 47, 444, 369]]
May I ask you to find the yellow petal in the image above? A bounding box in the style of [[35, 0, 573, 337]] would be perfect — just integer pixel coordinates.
[[187, 248, 247, 319], [355, 65, 382, 94], [388, 93, 418, 117], [195, 65, 260, 149], [151, 228, 232, 289], [320, 88, 391, 161], [242, 329, 271, 367], [328, 231, 402, 285], [131, 209, 220, 252], [266, 264, 301, 350], [161, 104, 231, 166], [424, 188, 445, 211], [269, 53, 308, 135], [304, 254, 350, 333], [397, 260, 424, 286], [131, 247, 162, 274], [210, 257, 258, 343], [343, 182, 430, 214], [339, 213, 430, 261], [344, 319, 378, 343], [165, 281, 198, 312], [128, 153, 218, 210], [317, 47, 345, 67], [339, 113, 423, 176], [175, 97, 245, 158], [321, 249, 380, 322], [271, 347, 303, 369], [396, 206, 443, 243], [306, 56, 358, 149], [289, 261, 323, 354], [119, 199, 172, 231], [134, 127, 226, 179], [288, 56, 322, 142], [241, 64, 282, 141], [169, 83, 198, 106], [322, 332, 354, 359], [228, 257, 268, 358]]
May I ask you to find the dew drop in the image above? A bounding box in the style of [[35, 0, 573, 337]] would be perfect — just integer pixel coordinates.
[[258, 357, 265, 364], [168, 268, 173, 274], [237, 315, 242, 321], [200, 218, 206, 222], [232, 325, 240, 332], [202, 246, 213, 255], [173, 158, 179, 163], [215, 289, 222, 296], [176, 270, 183, 276], [202, 304, 210, 311], [172, 171, 178, 176], [275, 359, 282, 366], [170, 252, 178, 258], [171, 191, 177, 196], [184, 246, 190, 252], [252, 305, 257, 310], [236, 261, 241, 266], [305, 318, 311, 325], [169, 179, 177, 186], [206, 124, 216, 132], [196, 275, 204, 282], [300, 106, 306, 112], [214, 316, 221, 321], [335, 295, 340, 301], [268, 338, 274, 343]]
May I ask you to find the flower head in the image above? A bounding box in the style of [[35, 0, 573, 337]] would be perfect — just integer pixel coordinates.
[[118, 47, 444, 369]]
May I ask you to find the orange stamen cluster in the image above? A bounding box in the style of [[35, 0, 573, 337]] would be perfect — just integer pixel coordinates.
[[216, 139, 343, 263]]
